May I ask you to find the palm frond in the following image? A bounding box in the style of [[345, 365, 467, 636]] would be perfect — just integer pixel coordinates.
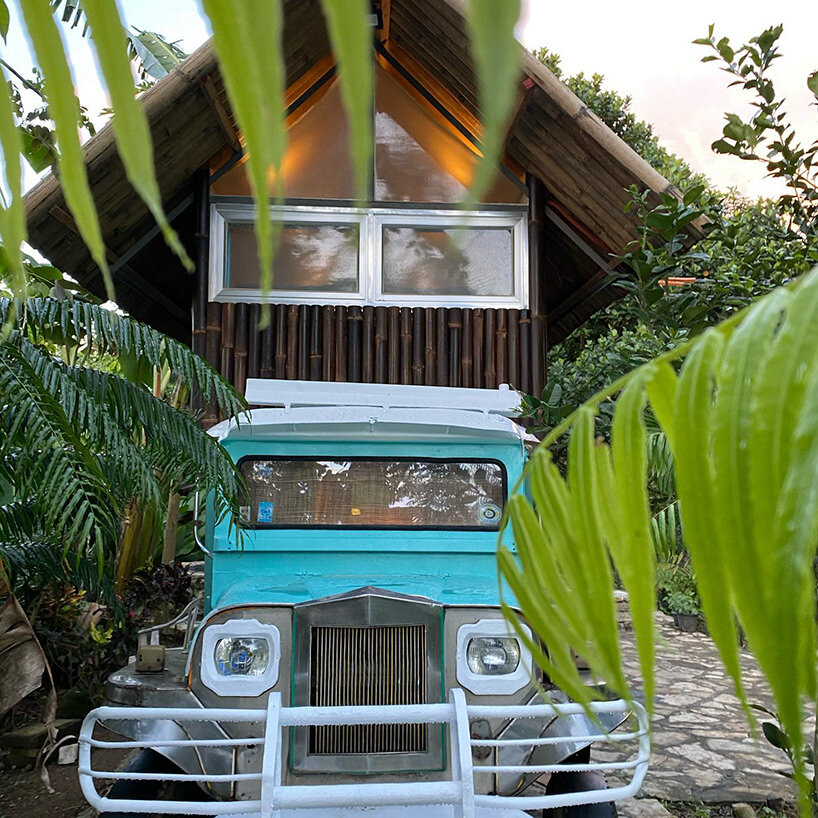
[[8, 298, 245, 417], [502, 266, 818, 808], [651, 501, 681, 564], [0, 342, 119, 559], [646, 430, 675, 497], [17, 338, 242, 526]]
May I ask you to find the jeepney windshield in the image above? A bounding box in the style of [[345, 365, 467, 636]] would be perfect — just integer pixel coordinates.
[[238, 458, 505, 530]]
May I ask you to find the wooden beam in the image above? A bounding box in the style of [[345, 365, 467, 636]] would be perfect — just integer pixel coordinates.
[[546, 204, 617, 277], [48, 205, 189, 324], [200, 74, 241, 152], [546, 269, 619, 326], [375, 0, 391, 42]]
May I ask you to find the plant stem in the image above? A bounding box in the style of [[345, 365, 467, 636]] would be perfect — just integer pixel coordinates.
[[0, 58, 45, 98]]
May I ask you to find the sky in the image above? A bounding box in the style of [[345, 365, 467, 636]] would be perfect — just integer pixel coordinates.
[[5, 0, 817, 200]]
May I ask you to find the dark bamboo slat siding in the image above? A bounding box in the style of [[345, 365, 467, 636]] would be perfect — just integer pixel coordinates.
[[203, 302, 533, 421]]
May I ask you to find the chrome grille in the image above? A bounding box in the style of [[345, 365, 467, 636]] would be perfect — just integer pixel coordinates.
[[309, 624, 427, 754]]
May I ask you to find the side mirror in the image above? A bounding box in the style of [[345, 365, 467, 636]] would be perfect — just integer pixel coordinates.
[[193, 490, 213, 558]]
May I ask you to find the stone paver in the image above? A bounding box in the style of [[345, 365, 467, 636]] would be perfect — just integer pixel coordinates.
[[593, 613, 807, 804], [617, 797, 673, 818]]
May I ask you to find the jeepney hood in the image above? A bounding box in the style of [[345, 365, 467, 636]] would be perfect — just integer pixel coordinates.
[[211, 569, 504, 608]]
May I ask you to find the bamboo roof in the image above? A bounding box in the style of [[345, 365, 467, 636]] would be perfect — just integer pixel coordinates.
[[23, 0, 703, 341]]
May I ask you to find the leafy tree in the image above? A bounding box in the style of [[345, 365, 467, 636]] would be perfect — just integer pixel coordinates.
[[696, 24, 818, 242], [533, 47, 709, 194], [532, 31, 818, 424]]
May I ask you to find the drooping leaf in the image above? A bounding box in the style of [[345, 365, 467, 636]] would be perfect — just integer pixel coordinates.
[[51, 0, 85, 31], [464, 0, 522, 203], [18, 123, 56, 172], [0, 66, 27, 302], [0, 341, 118, 556], [762, 721, 790, 751], [318, 0, 373, 202], [81, 0, 192, 271], [19, 0, 113, 299], [4, 298, 245, 417], [200, 0, 286, 316]]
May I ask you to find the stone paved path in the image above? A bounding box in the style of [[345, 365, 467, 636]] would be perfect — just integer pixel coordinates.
[[596, 613, 807, 809]]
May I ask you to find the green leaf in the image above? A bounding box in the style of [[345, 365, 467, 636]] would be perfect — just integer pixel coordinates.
[[608, 375, 656, 709], [81, 0, 192, 272], [716, 37, 734, 63], [18, 124, 55, 172], [807, 71, 818, 100], [0, 67, 27, 305], [464, 0, 522, 204], [19, 0, 114, 300], [126, 28, 186, 80], [318, 0, 373, 203], [201, 0, 287, 313], [672, 328, 747, 706], [0, 1, 9, 42], [682, 183, 706, 206], [762, 721, 789, 751]]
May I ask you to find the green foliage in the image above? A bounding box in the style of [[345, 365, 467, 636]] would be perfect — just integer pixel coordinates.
[[523, 324, 686, 436], [656, 561, 699, 616], [502, 266, 818, 811], [651, 501, 680, 563], [25, 563, 194, 701]]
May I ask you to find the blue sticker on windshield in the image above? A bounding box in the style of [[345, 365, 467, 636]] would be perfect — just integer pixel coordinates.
[[478, 503, 501, 525], [257, 501, 274, 523]]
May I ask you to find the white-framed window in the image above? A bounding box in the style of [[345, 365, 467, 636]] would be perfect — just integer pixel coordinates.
[[208, 199, 528, 309]]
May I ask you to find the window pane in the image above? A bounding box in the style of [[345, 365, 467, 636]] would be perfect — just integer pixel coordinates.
[[239, 459, 505, 529], [382, 225, 514, 297], [227, 222, 359, 292]]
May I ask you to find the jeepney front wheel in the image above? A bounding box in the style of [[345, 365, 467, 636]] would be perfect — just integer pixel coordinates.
[[103, 749, 215, 818], [538, 747, 617, 818]]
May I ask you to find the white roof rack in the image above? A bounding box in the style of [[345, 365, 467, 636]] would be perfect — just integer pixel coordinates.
[[244, 379, 522, 417]]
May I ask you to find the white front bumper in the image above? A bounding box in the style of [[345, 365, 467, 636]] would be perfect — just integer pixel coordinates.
[[79, 689, 649, 817], [232, 808, 529, 818]]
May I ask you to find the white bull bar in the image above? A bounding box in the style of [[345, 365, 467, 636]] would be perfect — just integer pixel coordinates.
[[78, 689, 649, 817]]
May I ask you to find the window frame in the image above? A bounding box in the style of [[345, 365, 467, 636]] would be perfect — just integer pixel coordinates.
[[235, 454, 508, 532], [209, 198, 528, 309]]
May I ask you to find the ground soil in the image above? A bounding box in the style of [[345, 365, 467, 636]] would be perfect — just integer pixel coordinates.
[[0, 730, 129, 818]]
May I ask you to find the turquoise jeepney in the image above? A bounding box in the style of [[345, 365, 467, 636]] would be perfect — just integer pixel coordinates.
[[78, 380, 648, 818]]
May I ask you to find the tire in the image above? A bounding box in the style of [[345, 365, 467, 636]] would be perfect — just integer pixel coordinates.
[[537, 747, 617, 818], [104, 749, 215, 818]]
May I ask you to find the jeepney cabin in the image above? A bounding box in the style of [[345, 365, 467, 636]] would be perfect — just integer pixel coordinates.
[[22, 0, 703, 423]]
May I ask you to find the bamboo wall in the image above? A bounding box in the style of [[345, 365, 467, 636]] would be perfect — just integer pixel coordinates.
[[203, 301, 535, 399]]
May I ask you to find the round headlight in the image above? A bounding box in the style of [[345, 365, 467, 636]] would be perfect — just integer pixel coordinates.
[[214, 637, 270, 677], [466, 636, 520, 675]]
